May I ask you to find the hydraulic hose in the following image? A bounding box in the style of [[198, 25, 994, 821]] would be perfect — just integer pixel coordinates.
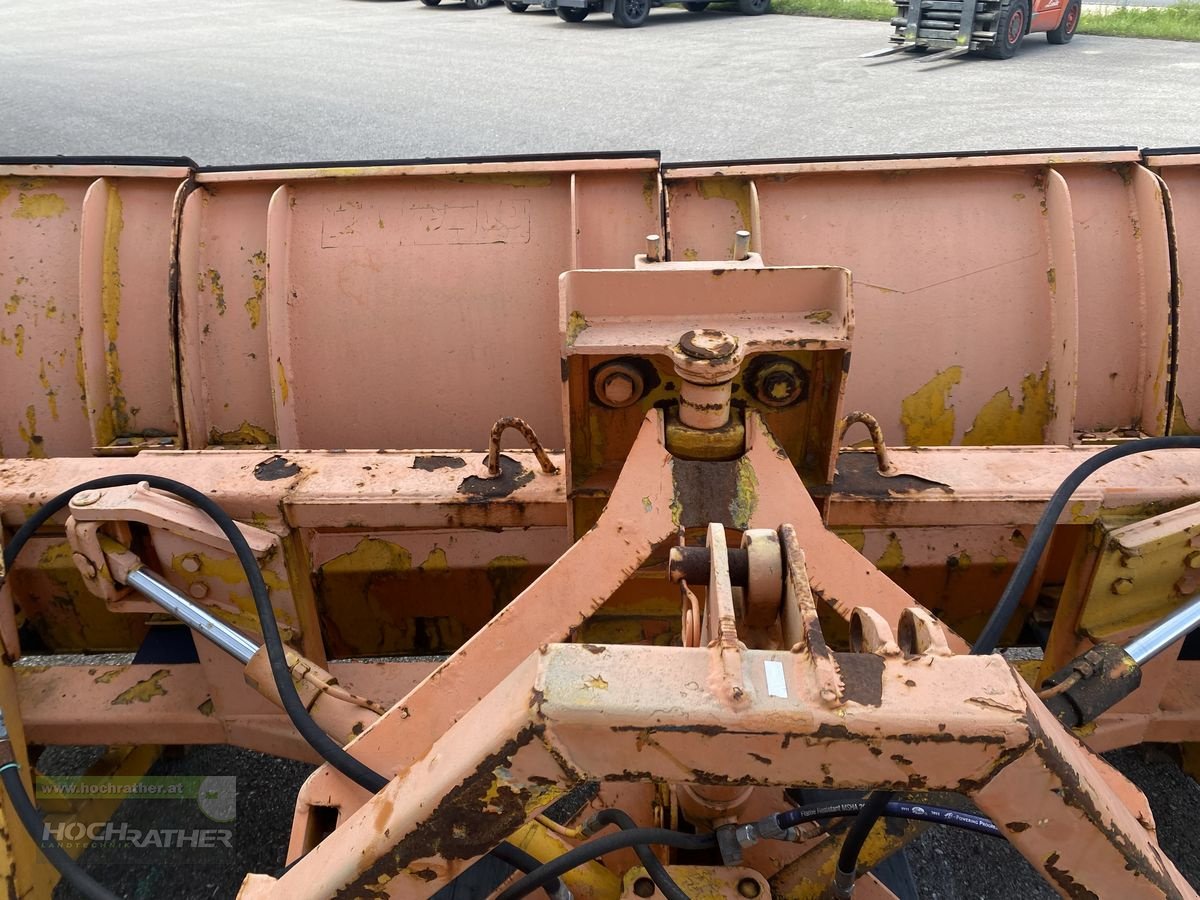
[[773, 798, 1001, 838], [1, 474, 551, 899], [0, 756, 118, 900], [833, 790, 893, 896], [3, 474, 388, 793], [972, 436, 1200, 656], [827, 438, 1200, 896], [593, 808, 688, 900]]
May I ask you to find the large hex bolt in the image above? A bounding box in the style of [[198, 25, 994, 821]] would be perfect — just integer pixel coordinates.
[[592, 361, 645, 409], [670, 330, 744, 430], [751, 357, 807, 409]]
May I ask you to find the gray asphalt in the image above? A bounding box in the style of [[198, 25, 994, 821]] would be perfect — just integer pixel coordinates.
[[1, 0, 1198, 166]]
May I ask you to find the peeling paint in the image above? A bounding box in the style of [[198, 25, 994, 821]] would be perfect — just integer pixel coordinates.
[[208, 421, 275, 446], [98, 183, 128, 445], [112, 669, 170, 705], [964, 366, 1053, 446], [207, 268, 226, 315], [696, 177, 752, 233], [247, 251, 265, 328], [730, 456, 758, 528], [12, 192, 67, 219], [17, 405, 45, 459], [900, 366, 962, 446], [877, 533, 904, 570], [565, 310, 589, 346]]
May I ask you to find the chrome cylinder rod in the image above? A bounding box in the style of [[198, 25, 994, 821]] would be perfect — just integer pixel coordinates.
[[1125, 593, 1200, 666], [125, 567, 259, 665]]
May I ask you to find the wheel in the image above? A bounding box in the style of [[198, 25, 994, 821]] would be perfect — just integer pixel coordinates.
[[420, 0, 441, 6], [737, 0, 770, 14], [1046, 0, 1080, 42], [611, 0, 650, 26], [464, 0, 489, 9], [683, 1, 709, 9], [506, 1, 529, 9], [556, 6, 589, 19], [982, 0, 1028, 57]]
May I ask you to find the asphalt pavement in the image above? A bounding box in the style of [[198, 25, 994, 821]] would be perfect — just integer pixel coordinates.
[[1, 0, 1199, 166]]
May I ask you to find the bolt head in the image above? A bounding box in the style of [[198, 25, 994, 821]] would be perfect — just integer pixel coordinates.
[[180, 554, 202, 574], [1112, 577, 1135, 595], [72, 490, 102, 507], [738, 878, 762, 899], [1187, 552, 1200, 570], [602, 372, 635, 405], [188, 581, 210, 600]]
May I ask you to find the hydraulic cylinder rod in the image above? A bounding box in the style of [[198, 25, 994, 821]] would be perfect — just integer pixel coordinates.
[[1125, 593, 1200, 665], [124, 566, 259, 664]]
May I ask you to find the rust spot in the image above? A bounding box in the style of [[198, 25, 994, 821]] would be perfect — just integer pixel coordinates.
[[749, 753, 772, 765], [1044, 852, 1100, 900], [409, 868, 437, 883], [836, 653, 884, 706], [1006, 821, 1030, 833], [332, 725, 556, 897], [582, 644, 606, 654]]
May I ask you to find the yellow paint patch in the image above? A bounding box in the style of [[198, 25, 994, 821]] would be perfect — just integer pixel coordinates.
[[247, 251, 266, 328], [12, 192, 67, 219], [12, 323, 24, 358], [585, 675, 609, 690], [900, 366, 962, 445], [207, 268, 226, 315], [838, 527, 866, 553], [112, 669, 170, 705], [93, 669, 122, 684], [18, 405, 45, 458], [5, 294, 19, 314], [1173, 396, 1196, 435], [642, 173, 658, 211], [682, 248, 699, 261], [38, 359, 59, 420], [276, 358, 290, 405], [208, 421, 275, 445], [877, 533, 904, 570], [419, 547, 449, 573], [696, 177, 752, 231], [99, 183, 127, 445], [805, 309, 832, 324], [963, 366, 1053, 446], [565, 310, 589, 346]]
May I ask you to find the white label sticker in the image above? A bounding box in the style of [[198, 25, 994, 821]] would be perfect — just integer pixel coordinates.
[[764, 660, 788, 698]]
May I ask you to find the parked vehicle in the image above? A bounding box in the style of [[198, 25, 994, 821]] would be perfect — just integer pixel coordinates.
[[537, 0, 770, 28]]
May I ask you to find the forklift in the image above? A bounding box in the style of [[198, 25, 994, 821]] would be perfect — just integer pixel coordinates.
[[867, 0, 1080, 60]]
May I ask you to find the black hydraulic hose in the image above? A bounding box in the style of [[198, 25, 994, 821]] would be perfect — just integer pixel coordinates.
[[775, 799, 1002, 839], [593, 808, 689, 900], [0, 762, 118, 900], [835, 790, 893, 886], [497, 828, 717, 900], [972, 436, 1200, 656], [2, 474, 388, 793], [0, 475, 558, 899], [491, 843, 564, 898]]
